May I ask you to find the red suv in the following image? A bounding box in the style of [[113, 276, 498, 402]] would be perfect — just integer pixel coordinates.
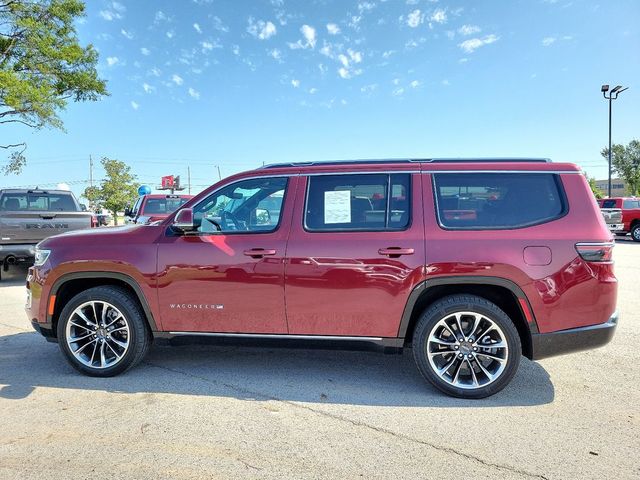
[[26, 159, 618, 398]]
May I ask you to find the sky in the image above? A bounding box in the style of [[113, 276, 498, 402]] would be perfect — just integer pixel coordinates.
[[2, 0, 639, 199]]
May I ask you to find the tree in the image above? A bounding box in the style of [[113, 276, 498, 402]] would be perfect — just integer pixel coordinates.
[[586, 175, 604, 199], [601, 140, 640, 196], [1, 0, 108, 174], [83, 158, 139, 225]]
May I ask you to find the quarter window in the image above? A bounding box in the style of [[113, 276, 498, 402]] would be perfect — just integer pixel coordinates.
[[433, 173, 566, 229], [193, 177, 287, 234], [305, 174, 411, 231], [623, 200, 639, 209]]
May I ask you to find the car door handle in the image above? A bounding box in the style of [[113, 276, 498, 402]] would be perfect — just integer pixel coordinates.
[[243, 248, 277, 258], [378, 247, 415, 257]]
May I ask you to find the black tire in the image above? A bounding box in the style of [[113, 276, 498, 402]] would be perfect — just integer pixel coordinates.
[[56, 285, 152, 377], [631, 223, 640, 242], [412, 294, 521, 399]]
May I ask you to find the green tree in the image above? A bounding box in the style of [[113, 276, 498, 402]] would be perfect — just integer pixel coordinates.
[[601, 140, 640, 196], [1, 0, 108, 174], [586, 175, 604, 199], [83, 158, 138, 225]]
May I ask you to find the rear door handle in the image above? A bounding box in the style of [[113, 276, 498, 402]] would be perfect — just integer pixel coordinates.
[[243, 248, 277, 258], [378, 247, 415, 257]]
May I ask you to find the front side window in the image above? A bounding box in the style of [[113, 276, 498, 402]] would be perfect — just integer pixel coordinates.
[[305, 174, 411, 231], [433, 173, 566, 229], [193, 177, 287, 234]]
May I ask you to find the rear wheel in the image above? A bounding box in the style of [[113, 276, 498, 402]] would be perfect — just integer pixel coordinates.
[[412, 294, 521, 399], [631, 223, 640, 242], [57, 286, 152, 376]]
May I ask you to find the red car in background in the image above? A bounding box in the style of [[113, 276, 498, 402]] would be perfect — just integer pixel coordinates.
[[597, 197, 640, 241], [125, 194, 193, 225]]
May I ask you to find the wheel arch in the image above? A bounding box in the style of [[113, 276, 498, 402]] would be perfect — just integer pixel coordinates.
[[48, 272, 158, 336], [399, 276, 537, 359]]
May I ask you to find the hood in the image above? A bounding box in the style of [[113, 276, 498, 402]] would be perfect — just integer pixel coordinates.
[[38, 223, 162, 249]]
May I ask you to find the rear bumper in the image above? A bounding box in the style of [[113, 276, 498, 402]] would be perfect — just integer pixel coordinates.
[[531, 311, 619, 360], [0, 244, 36, 262]]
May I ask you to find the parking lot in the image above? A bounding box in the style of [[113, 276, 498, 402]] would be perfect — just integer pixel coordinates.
[[0, 241, 638, 480]]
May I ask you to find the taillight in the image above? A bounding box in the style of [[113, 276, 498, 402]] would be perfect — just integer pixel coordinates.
[[575, 242, 614, 262]]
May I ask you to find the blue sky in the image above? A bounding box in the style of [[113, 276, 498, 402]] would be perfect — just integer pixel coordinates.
[[2, 0, 639, 198]]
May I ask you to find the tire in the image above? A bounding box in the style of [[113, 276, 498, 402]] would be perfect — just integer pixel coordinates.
[[412, 294, 521, 399], [631, 224, 640, 242], [56, 286, 152, 377]]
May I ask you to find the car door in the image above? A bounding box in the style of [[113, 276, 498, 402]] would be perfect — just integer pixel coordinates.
[[156, 175, 297, 333], [284, 172, 426, 338]]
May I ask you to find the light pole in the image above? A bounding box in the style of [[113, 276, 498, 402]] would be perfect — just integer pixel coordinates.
[[601, 84, 628, 197]]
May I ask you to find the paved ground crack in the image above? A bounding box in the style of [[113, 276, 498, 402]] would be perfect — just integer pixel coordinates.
[[143, 361, 549, 480]]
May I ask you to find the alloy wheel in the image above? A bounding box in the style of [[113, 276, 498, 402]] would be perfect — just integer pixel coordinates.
[[65, 301, 130, 369], [426, 311, 509, 390]]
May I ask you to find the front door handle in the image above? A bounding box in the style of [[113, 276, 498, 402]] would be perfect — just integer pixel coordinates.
[[243, 248, 277, 258], [378, 247, 415, 258]]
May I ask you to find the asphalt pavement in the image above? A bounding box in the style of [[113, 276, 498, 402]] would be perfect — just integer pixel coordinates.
[[0, 241, 638, 479]]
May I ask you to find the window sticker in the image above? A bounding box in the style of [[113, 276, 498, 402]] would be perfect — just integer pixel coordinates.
[[324, 190, 351, 224]]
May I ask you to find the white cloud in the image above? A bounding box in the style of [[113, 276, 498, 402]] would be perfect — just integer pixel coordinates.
[[120, 29, 133, 39], [458, 34, 499, 53], [130, 101, 139, 110], [382, 50, 395, 59], [542, 36, 556, 46], [327, 23, 340, 35], [269, 48, 282, 61], [154, 10, 169, 23], [410, 80, 421, 88], [309, 87, 318, 94], [211, 16, 229, 33], [392, 87, 405, 96], [193, 23, 202, 34], [406, 9, 423, 28], [291, 79, 300, 88], [247, 18, 277, 40], [458, 24, 480, 36], [140, 47, 150, 56], [100, 1, 125, 21], [232, 44, 240, 55], [288, 24, 317, 49], [348, 49, 363, 63], [172, 74, 184, 85], [361, 83, 378, 93], [166, 30, 175, 39], [150, 67, 161, 76], [442, 79, 450, 86], [392, 78, 401, 85], [188, 87, 200, 99], [106, 56, 119, 66], [358, 1, 376, 13], [142, 83, 154, 93], [201, 41, 214, 51], [458, 57, 468, 63], [338, 68, 350, 79], [430, 9, 447, 24]]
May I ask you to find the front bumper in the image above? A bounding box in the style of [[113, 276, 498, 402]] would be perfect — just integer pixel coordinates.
[[30, 319, 57, 342], [0, 243, 36, 262], [531, 311, 619, 360]]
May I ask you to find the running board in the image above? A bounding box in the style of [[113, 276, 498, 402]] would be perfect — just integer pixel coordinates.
[[155, 331, 404, 348]]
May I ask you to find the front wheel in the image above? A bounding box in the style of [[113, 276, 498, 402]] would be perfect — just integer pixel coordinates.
[[412, 294, 521, 399], [631, 224, 640, 242], [57, 286, 152, 376]]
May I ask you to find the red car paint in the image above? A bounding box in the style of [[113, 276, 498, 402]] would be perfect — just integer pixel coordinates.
[[26, 160, 617, 360]]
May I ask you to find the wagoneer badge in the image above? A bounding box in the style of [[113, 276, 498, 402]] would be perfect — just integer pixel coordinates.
[[169, 304, 224, 310]]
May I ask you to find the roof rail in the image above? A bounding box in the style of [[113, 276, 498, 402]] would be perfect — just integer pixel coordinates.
[[260, 158, 551, 169]]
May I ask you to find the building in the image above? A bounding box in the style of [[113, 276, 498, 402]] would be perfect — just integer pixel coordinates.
[[595, 178, 628, 197]]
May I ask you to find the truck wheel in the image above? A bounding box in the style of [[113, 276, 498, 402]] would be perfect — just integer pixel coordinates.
[[56, 286, 152, 377], [631, 224, 640, 242], [412, 294, 521, 399]]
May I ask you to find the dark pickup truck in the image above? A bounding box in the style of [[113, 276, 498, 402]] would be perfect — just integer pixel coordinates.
[[0, 189, 93, 278]]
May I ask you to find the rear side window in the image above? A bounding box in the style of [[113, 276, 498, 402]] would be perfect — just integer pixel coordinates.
[[433, 173, 566, 230], [601, 199, 617, 208], [305, 174, 411, 231], [0, 193, 77, 211]]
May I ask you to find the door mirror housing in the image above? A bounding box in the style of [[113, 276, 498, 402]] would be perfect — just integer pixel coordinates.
[[172, 208, 196, 232], [124, 205, 132, 217]]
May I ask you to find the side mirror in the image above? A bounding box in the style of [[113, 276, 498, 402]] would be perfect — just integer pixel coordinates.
[[124, 206, 132, 217], [79, 203, 87, 211], [172, 208, 196, 232]]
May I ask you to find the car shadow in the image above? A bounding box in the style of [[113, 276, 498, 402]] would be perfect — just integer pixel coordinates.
[[0, 331, 555, 407], [0, 264, 29, 286]]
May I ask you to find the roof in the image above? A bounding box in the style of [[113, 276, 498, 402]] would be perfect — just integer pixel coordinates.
[[261, 158, 551, 169], [0, 188, 73, 194]]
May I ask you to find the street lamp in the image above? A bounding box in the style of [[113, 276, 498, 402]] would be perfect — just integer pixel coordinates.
[[601, 84, 628, 197]]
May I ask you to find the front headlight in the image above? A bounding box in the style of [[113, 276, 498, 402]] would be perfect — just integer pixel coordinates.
[[34, 248, 51, 267]]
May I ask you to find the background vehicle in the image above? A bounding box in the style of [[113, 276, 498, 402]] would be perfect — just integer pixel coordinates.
[[125, 194, 193, 225], [0, 189, 93, 279], [26, 159, 618, 399], [598, 197, 640, 241]]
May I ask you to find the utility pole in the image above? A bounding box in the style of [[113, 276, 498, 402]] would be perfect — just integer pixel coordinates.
[[216, 165, 222, 181], [89, 155, 93, 188], [601, 85, 628, 197], [187, 166, 191, 195]]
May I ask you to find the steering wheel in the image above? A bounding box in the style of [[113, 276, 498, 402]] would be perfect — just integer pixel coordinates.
[[221, 210, 247, 231]]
